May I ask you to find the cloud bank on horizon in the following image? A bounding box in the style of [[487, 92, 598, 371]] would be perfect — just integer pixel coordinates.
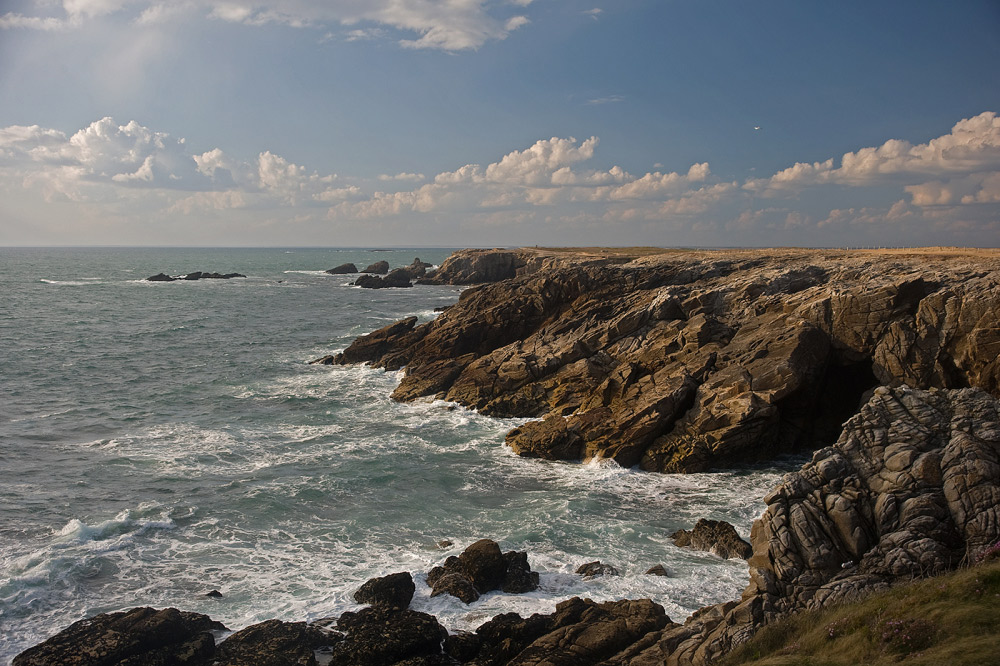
[[1, 0, 999, 247]]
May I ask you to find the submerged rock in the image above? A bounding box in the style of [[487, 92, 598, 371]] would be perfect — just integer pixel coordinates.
[[575, 561, 620, 578], [146, 271, 246, 281]]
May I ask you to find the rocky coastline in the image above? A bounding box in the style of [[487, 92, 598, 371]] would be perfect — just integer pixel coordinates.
[[18, 247, 1000, 665]]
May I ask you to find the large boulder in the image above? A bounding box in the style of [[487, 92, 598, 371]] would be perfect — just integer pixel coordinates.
[[469, 597, 672, 666], [326, 263, 358, 274], [329, 605, 447, 666], [670, 519, 752, 560], [353, 572, 415, 609], [214, 619, 333, 666], [426, 539, 538, 603], [361, 260, 390, 274], [13, 607, 227, 666]]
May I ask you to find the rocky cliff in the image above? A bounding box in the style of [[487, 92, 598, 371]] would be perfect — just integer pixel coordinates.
[[320, 248, 1000, 472]]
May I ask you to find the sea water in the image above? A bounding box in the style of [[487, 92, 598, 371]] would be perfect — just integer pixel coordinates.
[[0, 247, 794, 663]]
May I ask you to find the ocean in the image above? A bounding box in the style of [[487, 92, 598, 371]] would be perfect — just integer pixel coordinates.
[[0, 247, 793, 663]]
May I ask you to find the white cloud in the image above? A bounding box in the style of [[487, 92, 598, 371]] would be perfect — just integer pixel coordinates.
[[754, 111, 1000, 191], [586, 95, 624, 106], [378, 172, 425, 182], [2, 0, 534, 50]]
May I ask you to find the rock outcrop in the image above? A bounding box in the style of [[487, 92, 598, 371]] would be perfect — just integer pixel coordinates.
[[427, 539, 539, 603], [354, 572, 415, 609], [327, 248, 1000, 472], [354, 268, 413, 289], [147, 271, 247, 281], [326, 263, 358, 274], [609, 385, 1000, 664], [671, 519, 752, 560], [362, 260, 390, 275], [12, 607, 227, 666]]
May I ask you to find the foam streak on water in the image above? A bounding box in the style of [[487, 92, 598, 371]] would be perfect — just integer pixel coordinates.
[[0, 248, 797, 664]]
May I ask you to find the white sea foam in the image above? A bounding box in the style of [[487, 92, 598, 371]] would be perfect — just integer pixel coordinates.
[[39, 279, 94, 286]]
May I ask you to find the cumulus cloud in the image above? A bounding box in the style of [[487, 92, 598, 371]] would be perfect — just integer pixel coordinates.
[[3, 1, 534, 50], [378, 172, 425, 182], [751, 111, 1000, 192], [329, 135, 721, 220], [0, 116, 346, 212]]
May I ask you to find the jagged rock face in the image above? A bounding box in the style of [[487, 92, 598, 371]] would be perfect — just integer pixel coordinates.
[[362, 260, 390, 274], [329, 250, 1000, 471], [747, 385, 1000, 611], [330, 606, 447, 666], [615, 386, 1000, 666], [12, 607, 227, 666]]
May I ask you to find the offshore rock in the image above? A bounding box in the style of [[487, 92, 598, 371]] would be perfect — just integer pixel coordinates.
[[12, 607, 227, 666], [146, 271, 246, 281], [670, 519, 752, 560], [575, 561, 620, 579], [326, 263, 358, 274], [354, 572, 415, 609], [427, 539, 538, 604], [362, 260, 390, 274], [327, 248, 1000, 472], [355, 269, 413, 289]]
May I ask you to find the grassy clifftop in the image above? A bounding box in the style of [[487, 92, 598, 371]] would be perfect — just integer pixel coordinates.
[[722, 558, 1000, 666]]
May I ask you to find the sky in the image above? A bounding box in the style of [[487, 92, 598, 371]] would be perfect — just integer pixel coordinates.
[[1, 0, 999, 248]]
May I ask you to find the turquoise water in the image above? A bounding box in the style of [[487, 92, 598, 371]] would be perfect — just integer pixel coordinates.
[[0, 247, 792, 663]]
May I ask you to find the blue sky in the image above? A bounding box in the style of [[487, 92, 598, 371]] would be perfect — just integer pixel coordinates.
[[1, 0, 998, 247]]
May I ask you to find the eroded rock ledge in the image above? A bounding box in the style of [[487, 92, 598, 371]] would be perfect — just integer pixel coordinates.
[[318, 247, 1000, 472]]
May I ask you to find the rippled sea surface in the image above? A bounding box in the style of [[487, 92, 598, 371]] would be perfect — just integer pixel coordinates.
[[0, 247, 796, 664]]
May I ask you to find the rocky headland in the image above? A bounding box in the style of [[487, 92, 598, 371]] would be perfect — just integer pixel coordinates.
[[19, 247, 1000, 665]]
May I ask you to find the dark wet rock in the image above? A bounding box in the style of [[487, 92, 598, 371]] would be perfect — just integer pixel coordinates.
[[147, 272, 174, 281], [182, 271, 246, 280], [426, 539, 538, 604], [437, 540, 454, 549], [406, 258, 433, 279], [355, 269, 413, 289], [205, 590, 223, 598], [429, 570, 481, 604], [471, 597, 671, 666], [326, 263, 358, 274], [330, 605, 447, 666], [443, 632, 481, 663], [671, 519, 752, 560], [13, 606, 227, 666], [214, 619, 334, 666], [311, 317, 420, 366], [353, 571, 415, 609], [362, 260, 390, 274], [645, 564, 669, 576], [575, 561, 620, 579]]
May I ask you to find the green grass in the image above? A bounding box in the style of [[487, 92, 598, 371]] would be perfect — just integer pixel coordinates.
[[720, 560, 1000, 666]]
